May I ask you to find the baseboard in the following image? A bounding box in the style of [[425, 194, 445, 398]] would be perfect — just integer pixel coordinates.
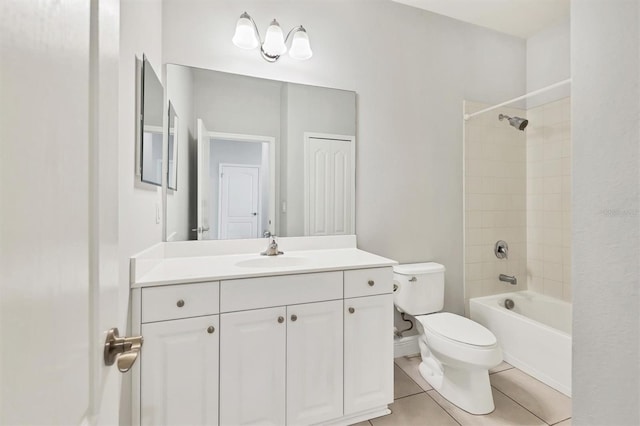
[[394, 334, 420, 357]]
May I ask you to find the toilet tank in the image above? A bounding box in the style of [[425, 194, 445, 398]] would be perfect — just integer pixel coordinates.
[[393, 262, 446, 316]]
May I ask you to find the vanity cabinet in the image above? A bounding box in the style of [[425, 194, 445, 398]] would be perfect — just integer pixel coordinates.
[[220, 307, 287, 425], [133, 266, 394, 426], [344, 294, 394, 415], [140, 315, 219, 426]]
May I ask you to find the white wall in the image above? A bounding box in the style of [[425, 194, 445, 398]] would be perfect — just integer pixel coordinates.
[[162, 0, 526, 315], [166, 64, 195, 241], [572, 0, 640, 424], [118, 1, 164, 423], [526, 19, 570, 108]]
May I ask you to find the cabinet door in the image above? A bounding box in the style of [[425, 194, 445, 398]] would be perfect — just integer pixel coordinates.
[[344, 294, 394, 415], [287, 300, 343, 425], [141, 315, 219, 426], [220, 307, 286, 426]]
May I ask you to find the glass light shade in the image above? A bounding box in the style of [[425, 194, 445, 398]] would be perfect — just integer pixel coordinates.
[[262, 20, 287, 56], [288, 29, 313, 60], [232, 16, 259, 49]]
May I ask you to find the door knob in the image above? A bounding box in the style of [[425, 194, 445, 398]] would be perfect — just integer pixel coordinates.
[[104, 328, 143, 373]]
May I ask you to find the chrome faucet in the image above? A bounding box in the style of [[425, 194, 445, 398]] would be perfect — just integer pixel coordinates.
[[261, 236, 283, 256], [499, 274, 517, 285]]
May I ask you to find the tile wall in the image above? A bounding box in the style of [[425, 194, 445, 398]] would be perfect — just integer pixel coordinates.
[[525, 97, 572, 301], [464, 102, 528, 311], [463, 97, 572, 308]]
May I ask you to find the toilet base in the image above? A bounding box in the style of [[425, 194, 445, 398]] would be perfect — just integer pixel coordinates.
[[419, 358, 495, 415]]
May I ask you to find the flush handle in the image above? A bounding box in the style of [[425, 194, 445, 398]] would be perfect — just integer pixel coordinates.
[[104, 328, 143, 373]]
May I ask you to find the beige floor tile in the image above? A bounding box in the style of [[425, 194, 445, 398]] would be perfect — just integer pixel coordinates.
[[552, 419, 571, 426], [427, 388, 546, 426], [349, 422, 372, 426], [490, 368, 571, 425], [394, 356, 433, 391], [489, 361, 514, 375], [395, 364, 424, 399], [370, 393, 459, 426]]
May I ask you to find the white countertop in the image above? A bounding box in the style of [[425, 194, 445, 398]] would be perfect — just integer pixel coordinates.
[[132, 248, 397, 288]]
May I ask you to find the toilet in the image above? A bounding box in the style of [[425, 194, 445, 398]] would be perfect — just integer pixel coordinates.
[[393, 263, 502, 415]]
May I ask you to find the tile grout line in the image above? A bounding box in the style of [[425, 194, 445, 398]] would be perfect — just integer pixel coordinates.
[[394, 360, 434, 393], [393, 390, 427, 402], [491, 386, 551, 425], [549, 417, 572, 426], [423, 390, 463, 426], [489, 365, 515, 375]]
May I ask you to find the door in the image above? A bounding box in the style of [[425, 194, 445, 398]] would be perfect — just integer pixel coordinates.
[[287, 300, 344, 425], [220, 307, 287, 425], [219, 165, 260, 239], [197, 119, 211, 240], [344, 295, 394, 414], [141, 316, 219, 426], [0, 1, 121, 424], [306, 136, 354, 236]]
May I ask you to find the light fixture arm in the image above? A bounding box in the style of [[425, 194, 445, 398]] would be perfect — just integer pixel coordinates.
[[234, 12, 311, 63]]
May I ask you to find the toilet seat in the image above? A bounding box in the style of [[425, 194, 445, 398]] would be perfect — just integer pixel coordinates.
[[416, 313, 496, 347]]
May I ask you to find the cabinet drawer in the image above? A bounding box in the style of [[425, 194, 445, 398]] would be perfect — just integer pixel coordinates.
[[344, 267, 393, 298], [221, 272, 342, 312], [142, 282, 219, 323]]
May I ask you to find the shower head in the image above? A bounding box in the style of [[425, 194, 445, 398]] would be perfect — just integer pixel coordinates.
[[499, 114, 529, 131]]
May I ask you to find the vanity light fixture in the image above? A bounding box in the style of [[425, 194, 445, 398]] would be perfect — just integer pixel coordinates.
[[232, 12, 313, 62]]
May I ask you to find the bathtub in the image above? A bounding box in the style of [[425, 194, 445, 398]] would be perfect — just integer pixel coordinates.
[[469, 291, 572, 396]]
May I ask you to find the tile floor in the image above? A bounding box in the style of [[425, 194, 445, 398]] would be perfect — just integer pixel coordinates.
[[352, 356, 571, 426]]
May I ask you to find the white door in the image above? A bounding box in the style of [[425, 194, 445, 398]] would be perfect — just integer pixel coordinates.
[[0, 1, 121, 424], [306, 136, 354, 236], [287, 300, 344, 425], [220, 307, 287, 425], [344, 295, 394, 415], [197, 119, 211, 240], [219, 165, 260, 239], [141, 316, 219, 426]]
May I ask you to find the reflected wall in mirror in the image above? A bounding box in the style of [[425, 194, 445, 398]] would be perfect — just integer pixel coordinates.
[[140, 55, 164, 186], [165, 65, 356, 241], [167, 102, 178, 190]]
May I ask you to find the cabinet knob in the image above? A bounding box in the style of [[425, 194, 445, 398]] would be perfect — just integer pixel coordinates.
[[348, 307, 355, 314], [277, 316, 284, 323], [291, 314, 298, 322], [368, 280, 375, 287], [176, 299, 185, 308], [207, 326, 215, 334]]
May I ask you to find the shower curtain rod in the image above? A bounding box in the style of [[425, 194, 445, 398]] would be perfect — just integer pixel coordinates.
[[463, 78, 572, 120]]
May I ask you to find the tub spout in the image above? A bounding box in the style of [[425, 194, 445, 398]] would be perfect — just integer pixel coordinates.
[[499, 274, 517, 285]]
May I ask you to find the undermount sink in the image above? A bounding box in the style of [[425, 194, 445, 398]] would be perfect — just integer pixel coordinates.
[[235, 256, 310, 269]]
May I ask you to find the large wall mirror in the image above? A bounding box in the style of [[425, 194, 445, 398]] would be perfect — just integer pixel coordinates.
[[140, 55, 164, 186], [165, 65, 356, 241]]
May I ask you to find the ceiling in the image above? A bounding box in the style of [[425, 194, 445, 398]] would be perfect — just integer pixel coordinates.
[[391, 0, 570, 39]]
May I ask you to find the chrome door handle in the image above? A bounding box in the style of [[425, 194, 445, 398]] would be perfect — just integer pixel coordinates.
[[191, 226, 210, 233], [104, 328, 143, 373]]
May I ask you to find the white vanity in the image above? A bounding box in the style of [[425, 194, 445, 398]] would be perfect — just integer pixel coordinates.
[[130, 236, 396, 426]]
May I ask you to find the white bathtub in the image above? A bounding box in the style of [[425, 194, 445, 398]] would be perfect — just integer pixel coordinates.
[[469, 291, 572, 396]]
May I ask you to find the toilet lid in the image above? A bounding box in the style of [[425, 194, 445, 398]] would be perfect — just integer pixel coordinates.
[[418, 313, 497, 347]]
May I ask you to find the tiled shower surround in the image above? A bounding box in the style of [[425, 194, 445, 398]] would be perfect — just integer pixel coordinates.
[[464, 97, 572, 309]]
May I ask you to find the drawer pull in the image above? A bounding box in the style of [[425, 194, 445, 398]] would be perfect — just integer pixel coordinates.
[[176, 299, 185, 308], [291, 314, 298, 322], [348, 307, 355, 314], [207, 326, 215, 334], [278, 316, 284, 323], [368, 280, 375, 287]]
